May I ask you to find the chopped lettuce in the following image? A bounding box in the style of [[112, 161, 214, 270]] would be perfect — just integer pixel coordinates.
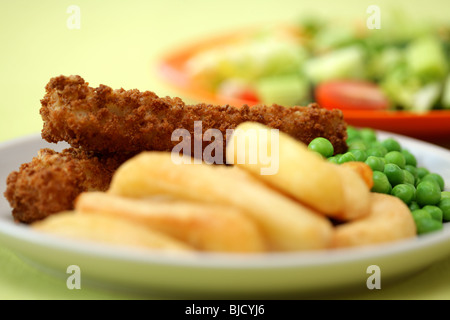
[[412, 82, 442, 112], [185, 17, 450, 111], [186, 35, 308, 89], [442, 75, 450, 109], [304, 45, 365, 84], [255, 74, 310, 106], [405, 36, 448, 80]]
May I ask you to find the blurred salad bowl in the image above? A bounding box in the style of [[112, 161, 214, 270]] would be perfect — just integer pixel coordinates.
[[158, 18, 450, 140]]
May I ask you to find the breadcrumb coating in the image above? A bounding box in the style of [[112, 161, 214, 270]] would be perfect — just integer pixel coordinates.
[[40, 75, 348, 157], [4, 148, 129, 223], [5, 75, 348, 224]]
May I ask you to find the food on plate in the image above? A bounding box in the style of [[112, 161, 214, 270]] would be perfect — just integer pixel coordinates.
[[331, 193, 417, 248], [40, 75, 348, 156], [319, 126, 448, 234], [32, 211, 194, 252], [307, 136, 335, 158], [74, 192, 266, 253], [340, 161, 374, 190], [6, 75, 447, 254], [315, 81, 390, 111], [226, 122, 370, 220], [332, 165, 371, 221], [411, 207, 444, 235], [4, 148, 129, 223], [29, 123, 423, 253], [108, 151, 334, 251], [182, 18, 450, 112], [5, 75, 349, 224]]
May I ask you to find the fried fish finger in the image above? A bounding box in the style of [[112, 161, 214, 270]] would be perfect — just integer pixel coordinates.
[[4, 148, 130, 223], [40, 75, 348, 160]]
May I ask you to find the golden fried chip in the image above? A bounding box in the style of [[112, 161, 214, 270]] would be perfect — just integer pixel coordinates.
[[331, 193, 417, 248], [340, 161, 374, 189], [32, 211, 193, 252], [332, 164, 371, 221], [75, 192, 266, 253], [225, 122, 345, 216], [108, 152, 333, 251]]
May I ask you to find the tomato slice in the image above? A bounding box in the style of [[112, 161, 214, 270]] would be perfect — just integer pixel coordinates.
[[315, 81, 390, 111], [217, 80, 260, 104], [236, 88, 260, 103]]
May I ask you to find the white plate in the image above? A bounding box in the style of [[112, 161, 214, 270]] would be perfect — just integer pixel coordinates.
[[1, 132, 450, 298]]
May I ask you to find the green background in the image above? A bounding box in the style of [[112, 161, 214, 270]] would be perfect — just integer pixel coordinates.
[[1, 0, 450, 299]]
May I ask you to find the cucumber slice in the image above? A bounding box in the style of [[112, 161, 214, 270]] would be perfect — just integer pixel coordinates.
[[255, 74, 310, 106], [413, 82, 442, 112], [304, 45, 365, 84], [406, 36, 448, 80], [442, 75, 450, 109]]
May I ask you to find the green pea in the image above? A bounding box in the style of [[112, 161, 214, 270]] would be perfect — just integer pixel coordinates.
[[372, 171, 392, 194], [384, 163, 404, 186], [421, 173, 445, 191], [401, 149, 417, 167], [416, 180, 441, 207], [381, 138, 401, 152], [415, 216, 443, 235], [384, 151, 406, 169], [308, 137, 334, 158], [439, 198, 450, 221], [409, 201, 420, 211], [441, 191, 450, 200], [349, 149, 367, 162], [348, 140, 367, 151], [422, 205, 443, 222], [403, 169, 415, 185], [368, 141, 384, 148], [415, 178, 422, 188], [346, 126, 361, 143], [391, 183, 416, 205], [366, 146, 388, 157], [359, 128, 377, 144], [416, 167, 430, 179], [338, 152, 356, 164], [411, 209, 432, 221], [365, 156, 385, 172], [327, 156, 339, 164], [404, 165, 418, 181]]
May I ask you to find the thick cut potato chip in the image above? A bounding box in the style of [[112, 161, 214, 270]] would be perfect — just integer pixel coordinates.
[[331, 193, 417, 248], [75, 192, 266, 253], [32, 211, 193, 252], [332, 164, 371, 221], [225, 122, 345, 216], [340, 161, 374, 189], [108, 152, 333, 251]]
